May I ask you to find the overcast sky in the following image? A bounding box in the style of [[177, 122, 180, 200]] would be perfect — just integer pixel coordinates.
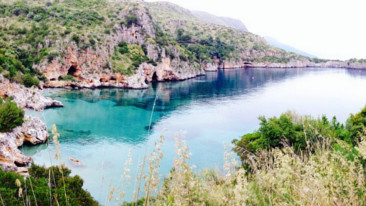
[[146, 0, 366, 60]]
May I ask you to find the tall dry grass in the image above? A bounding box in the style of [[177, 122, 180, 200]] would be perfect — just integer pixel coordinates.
[[125, 129, 366, 205]]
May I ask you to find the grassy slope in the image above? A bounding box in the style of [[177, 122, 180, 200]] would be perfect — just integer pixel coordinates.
[[147, 1, 305, 63], [0, 0, 310, 88], [0, 0, 114, 83], [0, 0, 161, 83]]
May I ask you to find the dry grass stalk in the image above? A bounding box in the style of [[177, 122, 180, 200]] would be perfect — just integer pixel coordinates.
[[144, 134, 165, 205], [133, 95, 159, 205], [52, 124, 69, 206], [135, 129, 366, 205], [27, 176, 38, 206], [116, 149, 133, 202]]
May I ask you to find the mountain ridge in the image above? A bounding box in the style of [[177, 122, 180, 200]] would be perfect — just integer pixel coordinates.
[[264, 36, 316, 58], [191, 10, 248, 32], [0, 0, 365, 92]]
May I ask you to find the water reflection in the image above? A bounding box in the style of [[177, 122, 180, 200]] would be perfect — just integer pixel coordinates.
[[21, 67, 366, 204], [48, 68, 307, 111], [29, 68, 311, 147], [346, 68, 366, 78]]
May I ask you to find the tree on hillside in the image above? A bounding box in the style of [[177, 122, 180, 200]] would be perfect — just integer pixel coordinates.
[[0, 98, 24, 133]]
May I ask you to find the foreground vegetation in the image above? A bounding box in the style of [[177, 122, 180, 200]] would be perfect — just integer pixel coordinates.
[[0, 164, 98, 205], [2, 105, 366, 205], [125, 106, 366, 205], [0, 97, 24, 132]]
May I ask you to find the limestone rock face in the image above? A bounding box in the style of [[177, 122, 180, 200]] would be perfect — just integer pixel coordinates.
[[13, 116, 49, 145], [203, 63, 219, 72], [33, 3, 206, 89], [141, 53, 205, 83], [0, 75, 63, 111], [0, 75, 59, 175], [0, 116, 49, 175]]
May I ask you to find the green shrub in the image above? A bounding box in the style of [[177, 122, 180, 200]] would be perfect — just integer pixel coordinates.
[[177, 28, 192, 43], [0, 164, 99, 205], [89, 38, 96, 45], [21, 73, 39, 87], [0, 98, 24, 132], [59, 74, 74, 82], [147, 59, 157, 66], [346, 105, 366, 145], [71, 34, 80, 44], [233, 106, 366, 165], [64, 27, 72, 35], [233, 113, 306, 155], [179, 55, 187, 61], [117, 41, 129, 54], [125, 14, 138, 27], [47, 52, 60, 62], [33, 14, 43, 22]]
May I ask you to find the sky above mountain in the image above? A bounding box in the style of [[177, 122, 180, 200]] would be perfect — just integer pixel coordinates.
[[147, 0, 366, 60]]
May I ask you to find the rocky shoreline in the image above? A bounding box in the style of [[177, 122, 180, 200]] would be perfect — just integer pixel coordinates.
[[1, 61, 366, 175], [43, 61, 205, 89], [0, 116, 49, 176], [0, 75, 63, 175], [0, 76, 63, 111], [218, 59, 366, 70]]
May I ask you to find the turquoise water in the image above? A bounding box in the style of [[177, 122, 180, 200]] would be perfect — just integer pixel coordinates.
[[21, 68, 366, 204]]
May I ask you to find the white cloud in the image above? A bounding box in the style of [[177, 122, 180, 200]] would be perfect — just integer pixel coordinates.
[[146, 0, 366, 60]]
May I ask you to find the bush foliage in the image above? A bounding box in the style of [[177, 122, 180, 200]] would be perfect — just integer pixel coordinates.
[[0, 98, 24, 133], [0, 164, 99, 206], [233, 106, 366, 163]]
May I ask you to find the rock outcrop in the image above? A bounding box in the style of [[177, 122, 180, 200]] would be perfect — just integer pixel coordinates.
[[0, 75, 63, 111], [32, 3, 204, 89], [0, 116, 49, 176], [202, 63, 219, 72], [0, 75, 61, 175]]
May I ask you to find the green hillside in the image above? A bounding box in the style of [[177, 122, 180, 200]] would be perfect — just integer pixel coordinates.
[[0, 0, 306, 87]]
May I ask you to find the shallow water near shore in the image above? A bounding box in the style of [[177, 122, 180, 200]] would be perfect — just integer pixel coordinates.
[[21, 67, 366, 204]]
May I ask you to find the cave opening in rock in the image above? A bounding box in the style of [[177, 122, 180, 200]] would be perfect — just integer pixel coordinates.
[[152, 72, 158, 82], [68, 66, 77, 76]]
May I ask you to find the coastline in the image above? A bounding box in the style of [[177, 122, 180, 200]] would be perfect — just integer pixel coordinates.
[[0, 75, 63, 175], [1, 64, 366, 175]]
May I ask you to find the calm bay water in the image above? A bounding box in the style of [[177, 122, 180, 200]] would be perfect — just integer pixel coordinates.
[[21, 68, 366, 204]]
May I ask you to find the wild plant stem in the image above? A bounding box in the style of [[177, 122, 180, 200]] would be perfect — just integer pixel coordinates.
[[27, 177, 38, 206], [59, 167, 68, 206], [144, 173, 153, 206], [48, 170, 52, 206], [0, 192, 5, 206], [135, 95, 158, 206]]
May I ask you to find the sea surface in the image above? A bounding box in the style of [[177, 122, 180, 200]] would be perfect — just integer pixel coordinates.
[[21, 67, 366, 204]]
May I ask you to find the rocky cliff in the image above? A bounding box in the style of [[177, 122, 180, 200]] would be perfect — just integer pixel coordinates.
[[1, 0, 365, 92], [28, 1, 205, 89]]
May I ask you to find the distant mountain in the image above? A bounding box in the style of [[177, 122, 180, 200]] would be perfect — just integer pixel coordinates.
[[264, 36, 317, 58], [191, 10, 248, 32]]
